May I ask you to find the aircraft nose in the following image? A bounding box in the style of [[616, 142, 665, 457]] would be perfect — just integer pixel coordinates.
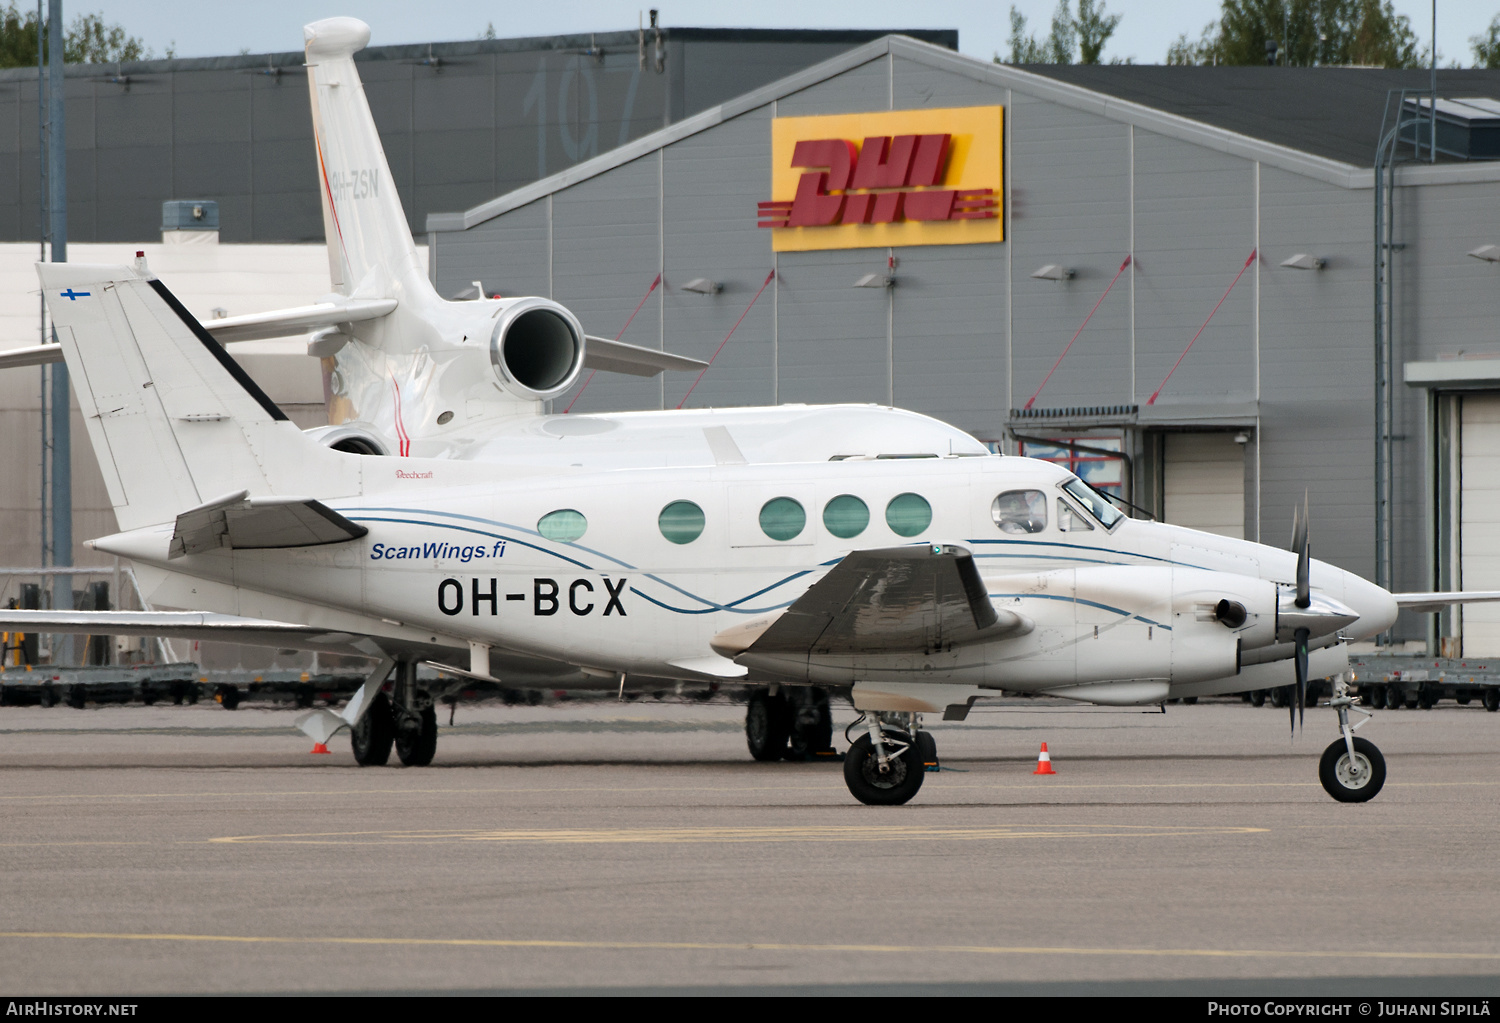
[[1342, 572, 1398, 640]]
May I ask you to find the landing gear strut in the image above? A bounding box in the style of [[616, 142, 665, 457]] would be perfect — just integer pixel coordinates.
[[843, 712, 929, 806], [1319, 675, 1385, 802]]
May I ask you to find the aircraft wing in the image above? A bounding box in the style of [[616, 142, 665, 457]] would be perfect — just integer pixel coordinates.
[[0, 343, 66, 370], [0, 610, 390, 658], [1395, 591, 1500, 613], [169, 490, 367, 559], [583, 335, 708, 377], [714, 543, 1030, 659]]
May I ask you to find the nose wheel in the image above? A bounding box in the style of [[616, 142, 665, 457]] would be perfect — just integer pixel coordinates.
[[1319, 676, 1385, 802]]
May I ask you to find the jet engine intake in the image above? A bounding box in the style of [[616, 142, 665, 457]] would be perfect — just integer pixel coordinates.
[[489, 298, 585, 400]]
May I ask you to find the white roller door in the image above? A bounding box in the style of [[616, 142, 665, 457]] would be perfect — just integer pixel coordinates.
[[1460, 394, 1500, 655], [1163, 433, 1245, 539]]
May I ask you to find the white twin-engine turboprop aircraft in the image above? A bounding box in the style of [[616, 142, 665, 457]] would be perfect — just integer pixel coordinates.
[[5, 17, 1487, 805]]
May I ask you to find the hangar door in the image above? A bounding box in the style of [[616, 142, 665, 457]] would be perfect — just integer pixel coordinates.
[[1459, 394, 1500, 655], [1161, 433, 1245, 539]]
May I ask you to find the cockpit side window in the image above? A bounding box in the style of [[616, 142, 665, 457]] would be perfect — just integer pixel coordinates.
[[991, 489, 1047, 534], [1057, 497, 1094, 532], [1061, 477, 1124, 529]]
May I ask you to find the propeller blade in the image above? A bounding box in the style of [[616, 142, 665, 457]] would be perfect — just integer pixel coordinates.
[[1293, 495, 1311, 610], [1293, 626, 1310, 734]]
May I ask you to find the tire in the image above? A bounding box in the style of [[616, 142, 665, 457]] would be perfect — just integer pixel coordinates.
[[745, 690, 791, 762], [1385, 687, 1403, 710], [351, 692, 395, 766], [1269, 686, 1288, 709], [1182, 696, 1198, 705], [1418, 688, 1435, 710], [1319, 736, 1386, 803], [218, 686, 240, 711], [1486, 689, 1500, 712], [842, 731, 925, 806], [1359, 688, 1376, 707], [1250, 689, 1266, 707], [786, 689, 833, 760], [395, 706, 437, 766], [38, 686, 57, 708]]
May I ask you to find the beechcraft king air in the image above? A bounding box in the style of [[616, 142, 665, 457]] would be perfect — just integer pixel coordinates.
[[6, 17, 1494, 805]]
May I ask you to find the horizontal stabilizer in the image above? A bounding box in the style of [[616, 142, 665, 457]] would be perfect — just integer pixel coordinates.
[[170, 489, 367, 559], [583, 335, 708, 377], [0, 343, 64, 370], [1395, 590, 1500, 613], [714, 543, 1029, 659], [203, 298, 396, 343]]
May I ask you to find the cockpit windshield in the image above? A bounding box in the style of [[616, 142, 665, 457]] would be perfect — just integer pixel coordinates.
[[1062, 477, 1124, 529]]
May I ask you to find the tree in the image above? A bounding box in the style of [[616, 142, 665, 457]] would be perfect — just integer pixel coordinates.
[[1471, 14, 1500, 68], [1075, 0, 1122, 64], [0, 4, 149, 69], [1172, 0, 1421, 68], [997, 0, 1121, 65]]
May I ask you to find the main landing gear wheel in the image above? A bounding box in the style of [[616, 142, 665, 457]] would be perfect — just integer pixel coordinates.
[[787, 688, 835, 760], [1319, 736, 1386, 802], [745, 689, 791, 761], [351, 692, 394, 766], [843, 731, 925, 806], [396, 706, 438, 767]]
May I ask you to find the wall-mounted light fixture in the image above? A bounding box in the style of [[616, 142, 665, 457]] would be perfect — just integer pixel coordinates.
[[1030, 264, 1074, 281], [1234, 431, 1251, 445], [1280, 253, 1327, 270], [853, 273, 894, 288], [680, 278, 722, 294], [1469, 244, 1500, 263]]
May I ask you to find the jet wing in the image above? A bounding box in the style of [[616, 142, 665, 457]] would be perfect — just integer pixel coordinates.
[[169, 489, 367, 559], [1395, 591, 1500, 613], [583, 335, 708, 377], [0, 343, 66, 370], [714, 543, 1030, 659]]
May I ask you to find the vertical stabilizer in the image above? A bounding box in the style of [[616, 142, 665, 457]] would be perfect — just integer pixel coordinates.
[[39, 263, 362, 532], [304, 18, 424, 300]]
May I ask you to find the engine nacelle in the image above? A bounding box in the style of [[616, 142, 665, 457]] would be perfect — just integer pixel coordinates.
[[303, 423, 389, 456], [488, 297, 585, 401]]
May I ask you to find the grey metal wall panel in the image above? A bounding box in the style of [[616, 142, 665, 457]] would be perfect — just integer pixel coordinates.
[[662, 109, 776, 410], [248, 75, 312, 142], [432, 197, 551, 300], [890, 244, 1008, 437], [1008, 95, 1132, 410], [1131, 129, 1257, 406], [551, 155, 664, 413], [774, 58, 891, 117], [1257, 166, 1375, 577], [176, 143, 251, 196], [683, 42, 863, 118], [775, 249, 891, 405], [892, 55, 1003, 109]]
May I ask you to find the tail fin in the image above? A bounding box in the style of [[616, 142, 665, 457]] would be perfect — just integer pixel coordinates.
[[39, 262, 361, 532], [304, 18, 426, 300]]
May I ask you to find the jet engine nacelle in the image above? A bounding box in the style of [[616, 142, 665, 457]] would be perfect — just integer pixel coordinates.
[[303, 423, 389, 456], [486, 297, 586, 402]]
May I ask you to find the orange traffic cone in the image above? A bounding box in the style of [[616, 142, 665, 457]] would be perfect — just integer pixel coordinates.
[[310, 742, 331, 755], [1033, 742, 1056, 775]]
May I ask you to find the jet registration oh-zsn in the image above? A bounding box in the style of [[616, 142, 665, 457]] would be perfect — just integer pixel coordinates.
[[7, 17, 1491, 806]]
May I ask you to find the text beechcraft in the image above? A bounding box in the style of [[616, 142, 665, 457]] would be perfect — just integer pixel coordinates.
[[5, 17, 1491, 806]]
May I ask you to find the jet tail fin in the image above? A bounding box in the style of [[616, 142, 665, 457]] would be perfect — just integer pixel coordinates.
[[38, 262, 361, 532], [304, 18, 426, 300]]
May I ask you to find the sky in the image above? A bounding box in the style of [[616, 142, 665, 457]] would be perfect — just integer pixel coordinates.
[[60, 0, 1500, 66]]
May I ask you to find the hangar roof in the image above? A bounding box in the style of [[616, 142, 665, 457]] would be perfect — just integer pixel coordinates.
[[1022, 64, 1500, 167], [429, 35, 1500, 233]]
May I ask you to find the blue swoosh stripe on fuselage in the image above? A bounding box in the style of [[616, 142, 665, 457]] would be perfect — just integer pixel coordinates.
[[989, 592, 1172, 630]]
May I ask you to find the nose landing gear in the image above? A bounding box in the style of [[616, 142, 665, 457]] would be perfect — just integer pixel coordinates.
[[1319, 675, 1385, 802]]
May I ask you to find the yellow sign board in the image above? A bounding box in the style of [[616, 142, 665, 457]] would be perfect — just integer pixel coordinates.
[[760, 105, 1004, 252]]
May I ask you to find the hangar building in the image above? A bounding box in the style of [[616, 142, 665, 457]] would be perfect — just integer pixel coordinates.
[[424, 36, 1500, 652]]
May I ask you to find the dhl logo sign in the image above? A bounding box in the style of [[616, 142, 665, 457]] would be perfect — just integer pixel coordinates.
[[759, 106, 1003, 251]]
